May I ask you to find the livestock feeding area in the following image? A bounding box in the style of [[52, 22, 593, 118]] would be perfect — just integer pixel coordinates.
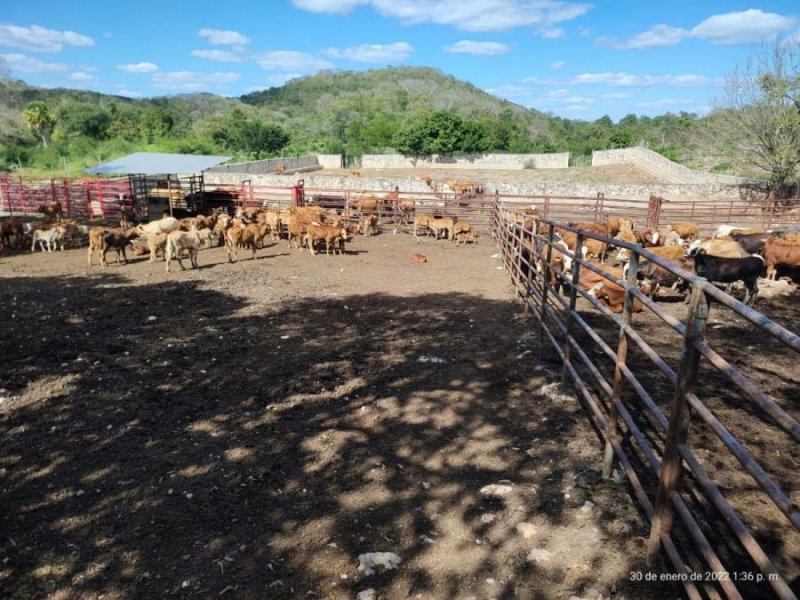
[[1, 180, 800, 600]]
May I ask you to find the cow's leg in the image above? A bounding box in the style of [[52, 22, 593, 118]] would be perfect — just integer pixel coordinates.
[[745, 278, 758, 306]]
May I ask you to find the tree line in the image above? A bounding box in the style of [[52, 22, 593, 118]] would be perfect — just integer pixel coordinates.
[[1, 47, 798, 192]]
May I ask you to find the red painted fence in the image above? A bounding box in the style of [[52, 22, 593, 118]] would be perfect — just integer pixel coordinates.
[[0, 175, 133, 220]]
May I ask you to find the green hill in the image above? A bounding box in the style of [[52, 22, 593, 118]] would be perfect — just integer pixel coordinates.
[[0, 66, 701, 176]]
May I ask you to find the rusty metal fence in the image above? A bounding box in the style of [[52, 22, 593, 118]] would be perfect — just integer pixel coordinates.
[[5, 173, 800, 237], [492, 201, 799, 600], [0, 175, 133, 220], [497, 192, 800, 237]]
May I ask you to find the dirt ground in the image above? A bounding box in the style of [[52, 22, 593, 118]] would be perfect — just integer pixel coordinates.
[[323, 164, 663, 186], [0, 232, 689, 600]]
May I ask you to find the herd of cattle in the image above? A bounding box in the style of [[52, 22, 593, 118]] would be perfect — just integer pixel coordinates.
[[509, 211, 800, 309], [6, 198, 798, 309], [0, 198, 481, 272]]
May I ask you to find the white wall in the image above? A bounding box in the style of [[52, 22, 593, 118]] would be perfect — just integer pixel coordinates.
[[591, 147, 748, 185], [360, 153, 570, 170], [316, 154, 342, 169]]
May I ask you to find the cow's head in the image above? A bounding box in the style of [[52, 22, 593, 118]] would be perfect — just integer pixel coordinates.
[[686, 239, 702, 257]]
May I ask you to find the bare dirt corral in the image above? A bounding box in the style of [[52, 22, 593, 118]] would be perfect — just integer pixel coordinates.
[[0, 233, 685, 599], [324, 164, 664, 186]]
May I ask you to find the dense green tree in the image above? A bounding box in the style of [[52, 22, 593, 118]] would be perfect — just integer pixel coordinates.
[[22, 101, 56, 148], [608, 129, 634, 148], [56, 102, 111, 139], [227, 119, 291, 158], [140, 107, 175, 143], [393, 111, 491, 155]]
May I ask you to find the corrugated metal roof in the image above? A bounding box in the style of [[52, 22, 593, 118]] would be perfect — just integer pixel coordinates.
[[84, 152, 232, 175]]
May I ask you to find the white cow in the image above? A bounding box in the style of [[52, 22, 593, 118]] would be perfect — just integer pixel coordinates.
[[31, 225, 67, 252]]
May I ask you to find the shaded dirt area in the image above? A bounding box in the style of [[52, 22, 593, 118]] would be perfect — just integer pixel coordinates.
[[323, 164, 663, 186], [0, 235, 680, 599]]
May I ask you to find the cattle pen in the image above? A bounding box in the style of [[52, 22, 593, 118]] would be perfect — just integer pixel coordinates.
[[493, 201, 800, 599], [3, 173, 800, 598]]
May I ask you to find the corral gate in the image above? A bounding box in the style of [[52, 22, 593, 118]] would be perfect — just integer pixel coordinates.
[[493, 201, 800, 600]]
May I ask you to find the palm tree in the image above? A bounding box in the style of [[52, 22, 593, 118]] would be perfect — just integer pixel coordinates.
[[23, 101, 56, 148]]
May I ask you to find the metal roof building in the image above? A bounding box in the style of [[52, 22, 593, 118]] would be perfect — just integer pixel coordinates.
[[84, 152, 232, 175]]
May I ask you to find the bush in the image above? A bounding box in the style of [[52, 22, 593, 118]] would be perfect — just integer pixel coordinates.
[[654, 146, 680, 162], [711, 161, 733, 173]]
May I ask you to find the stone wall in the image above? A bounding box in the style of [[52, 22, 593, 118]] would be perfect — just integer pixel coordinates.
[[205, 155, 320, 175], [360, 152, 570, 170], [316, 154, 342, 169], [591, 147, 748, 185], [203, 170, 747, 203]]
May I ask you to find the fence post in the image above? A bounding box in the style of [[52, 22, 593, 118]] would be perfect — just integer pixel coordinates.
[[603, 250, 639, 479], [0, 175, 10, 215], [561, 232, 584, 387], [646, 282, 709, 565], [514, 219, 525, 295], [85, 180, 92, 219], [19, 177, 26, 213], [538, 223, 555, 342], [62, 178, 71, 216], [98, 179, 105, 218]]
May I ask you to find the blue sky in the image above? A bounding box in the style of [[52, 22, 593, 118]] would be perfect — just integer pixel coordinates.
[[2, 0, 799, 121]]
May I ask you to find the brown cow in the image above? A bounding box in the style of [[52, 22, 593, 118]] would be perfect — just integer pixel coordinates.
[[670, 222, 699, 241], [763, 237, 800, 280], [579, 264, 650, 313], [38, 201, 63, 222]]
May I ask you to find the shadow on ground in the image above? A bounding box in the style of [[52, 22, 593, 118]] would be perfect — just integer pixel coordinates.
[[1, 274, 679, 599]]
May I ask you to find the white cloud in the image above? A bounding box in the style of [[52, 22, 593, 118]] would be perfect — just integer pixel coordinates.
[[151, 71, 241, 90], [444, 40, 510, 55], [526, 72, 709, 87], [691, 9, 795, 45], [1, 53, 67, 73], [784, 27, 800, 47], [600, 10, 795, 50], [70, 71, 94, 81], [0, 24, 94, 53], [198, 28, 250, 45], [634, 98, 696, 109], [485, 84, 534, 98], [268, 73, 304, 86], [255, 50, 334, 71], [598, 24, 687, 50], [324, 42, 413, 62], [539, 27, 564, 39], [117, 62, 159, 73], [293, 0, 365, 13], [293, 0, 592, 32], [191, 49, 243, 62], [116, 89, 144, 98], [600, 92, 632, 99], [550, 60, 566, 69]]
